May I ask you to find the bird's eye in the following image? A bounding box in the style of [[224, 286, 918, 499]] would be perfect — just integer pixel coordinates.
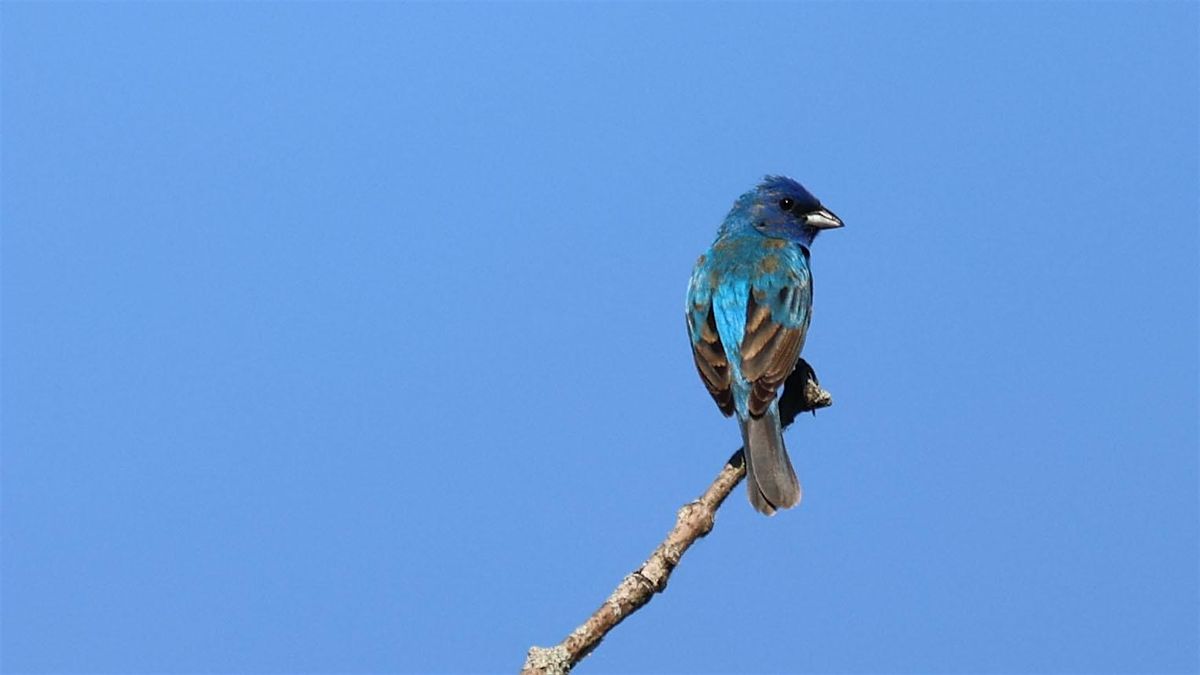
[[778, 198, 794, 211]]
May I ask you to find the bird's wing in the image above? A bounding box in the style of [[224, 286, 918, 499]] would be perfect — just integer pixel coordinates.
[[741, 259, 812, 417], [687, 261, 734, 416]]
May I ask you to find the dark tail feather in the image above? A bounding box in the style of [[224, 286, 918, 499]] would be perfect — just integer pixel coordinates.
[[741, 405, 802, 516]]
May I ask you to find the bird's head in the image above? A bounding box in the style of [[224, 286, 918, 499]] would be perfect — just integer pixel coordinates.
[[724, 175, 843, 246]]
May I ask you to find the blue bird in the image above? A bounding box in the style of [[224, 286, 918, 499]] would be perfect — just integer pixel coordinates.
[[686, 176, 842, 515]]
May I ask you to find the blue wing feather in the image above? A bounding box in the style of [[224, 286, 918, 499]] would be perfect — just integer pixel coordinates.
[[687, 237, 811, 419]]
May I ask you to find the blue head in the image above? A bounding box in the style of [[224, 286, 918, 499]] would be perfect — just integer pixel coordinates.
[[719, 175, 843, 246]]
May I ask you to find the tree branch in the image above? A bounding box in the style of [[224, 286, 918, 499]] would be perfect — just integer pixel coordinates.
[[520, 359, 833, 675]]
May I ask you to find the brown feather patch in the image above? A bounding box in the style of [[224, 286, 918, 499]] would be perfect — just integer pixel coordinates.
[[740, 284, 806, 417], [689, 306, 734, 416], [744, 295, 771, 335], [742, 319, 781, 363]]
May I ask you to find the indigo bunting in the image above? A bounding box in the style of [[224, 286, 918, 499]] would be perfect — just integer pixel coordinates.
[[686, 176, 842, 515]]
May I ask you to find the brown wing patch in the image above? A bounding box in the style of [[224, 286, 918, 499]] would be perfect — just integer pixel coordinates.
[[741, 305, 781, 363], [740, 292, 804, 417], [690, 306, 734, 416]]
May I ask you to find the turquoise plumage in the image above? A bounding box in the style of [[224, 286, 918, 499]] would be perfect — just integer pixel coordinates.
[[686, 176, 842, 515]]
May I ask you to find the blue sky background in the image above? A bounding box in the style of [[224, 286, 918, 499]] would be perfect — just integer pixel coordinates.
[[3, 3, 1197, 674]]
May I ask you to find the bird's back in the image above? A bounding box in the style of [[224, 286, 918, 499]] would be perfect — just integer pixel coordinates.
[[687, 233, 813, 417]]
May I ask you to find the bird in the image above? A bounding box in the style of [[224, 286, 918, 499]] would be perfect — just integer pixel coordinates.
[[686, 176, 842, 515]]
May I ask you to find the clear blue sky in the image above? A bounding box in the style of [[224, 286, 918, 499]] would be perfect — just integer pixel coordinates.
[[3, 3, 1197, 674]]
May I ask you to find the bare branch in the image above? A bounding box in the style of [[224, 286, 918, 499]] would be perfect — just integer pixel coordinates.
[[520, 359, 832, 675]]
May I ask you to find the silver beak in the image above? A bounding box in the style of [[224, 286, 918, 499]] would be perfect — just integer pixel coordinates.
[[805, 208, 844, 230]]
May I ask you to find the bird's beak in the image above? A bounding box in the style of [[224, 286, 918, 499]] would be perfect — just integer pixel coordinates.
[[805, 208, 844, 230]]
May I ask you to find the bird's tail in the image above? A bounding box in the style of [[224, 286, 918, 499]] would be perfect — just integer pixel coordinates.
[[740, 404, 802, 515]]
